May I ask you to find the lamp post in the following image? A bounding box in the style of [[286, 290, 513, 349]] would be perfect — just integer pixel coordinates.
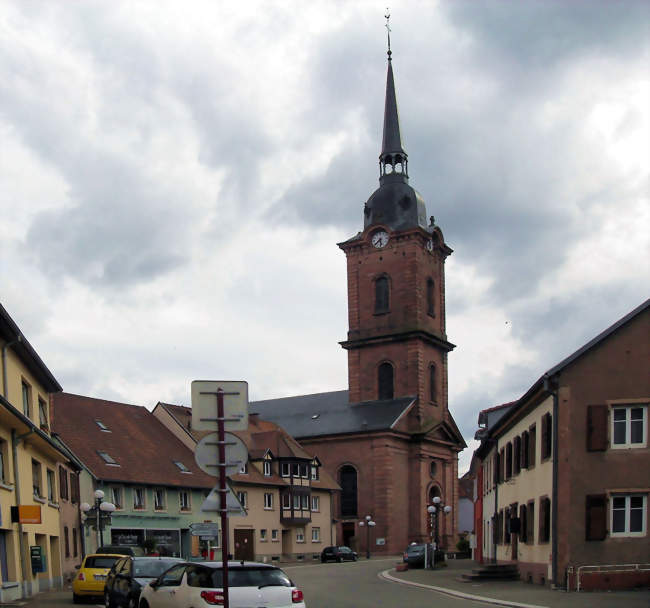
[[80, 489, 116, 550], [358, 515, 376, 559], [427, 496, 452, 567]]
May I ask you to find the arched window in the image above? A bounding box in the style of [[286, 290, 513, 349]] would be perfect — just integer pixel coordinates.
[[428, 485, 441, 504], [375, 276, 390, 313], [378, 362, 394, 400], [339, 465, 358, 517], [427, 278, 435, 316], [429, 364, 437, 403]]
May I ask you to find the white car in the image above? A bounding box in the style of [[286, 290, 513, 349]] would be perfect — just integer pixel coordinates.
[[138, 560, 306, 608]]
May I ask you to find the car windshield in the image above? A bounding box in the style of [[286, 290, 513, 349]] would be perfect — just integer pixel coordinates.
[[188, 567, 291, 588], [84, 556, 120, 569], [134, 559, 181, 578], [337, 547, 352, 552]]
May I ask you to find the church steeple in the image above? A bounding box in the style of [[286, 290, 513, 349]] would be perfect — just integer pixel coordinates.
[[379, 55, 408, 184], [363, 26, 427, 232]]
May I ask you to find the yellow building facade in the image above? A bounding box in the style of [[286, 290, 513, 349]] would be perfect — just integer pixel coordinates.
[[1, 304, 67, 601]]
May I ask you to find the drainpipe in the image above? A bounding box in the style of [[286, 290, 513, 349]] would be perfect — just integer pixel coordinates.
[[492, 437, 498, 564], [544, 374, 559, 588], [2, 335, 22, 397], [12, 427, 35, 597]]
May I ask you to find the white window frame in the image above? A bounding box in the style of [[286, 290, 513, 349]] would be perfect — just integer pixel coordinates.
[[611, 404, 647, 449], [293, 495, 300, 509], [264, 493, 273, 510], [311, 527, 320, 542], [301, 494, 309, 509], [271, 529, 279, 542], [237, 491, 248, 508], [263, 461, 271, 476], [46, 468, 55, 502], [154, 488, 166, 511], [282, 494, 290, 509], [112, 487, 123, 510], [260, 528, 267, 542], [311, 495, 320, 512], [610, 494, 647, 537], [133, 487, 146, 510], [281, 463, 290, 477], [239, 461, 249, 474], [179, 490, 191, 511], [311, 466, 319, 481], [296, 528, 305, 543]]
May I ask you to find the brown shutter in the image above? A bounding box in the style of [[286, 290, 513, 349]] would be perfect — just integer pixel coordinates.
[[587, 405, 608, 451], [585, 494, 607, 540], [529, 425, 536, 468], [527, 501, 534, 543]]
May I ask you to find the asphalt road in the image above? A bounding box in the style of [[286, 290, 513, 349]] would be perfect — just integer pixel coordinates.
[[283, 557, 495, 608], [22, 559, 496, 608]]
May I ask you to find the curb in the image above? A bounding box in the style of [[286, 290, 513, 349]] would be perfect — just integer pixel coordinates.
[[379, 569, 551, 608]]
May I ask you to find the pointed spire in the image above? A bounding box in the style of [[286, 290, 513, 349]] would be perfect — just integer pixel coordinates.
[[379, 11, 408, 184]]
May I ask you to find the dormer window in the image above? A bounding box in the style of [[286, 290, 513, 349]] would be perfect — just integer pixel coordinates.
[[239, 462, 249, 474], [98, 451, 119, 466], [174, 461, 191, 473], [95, 420, 110, 432], [263, 461, 271, 476]]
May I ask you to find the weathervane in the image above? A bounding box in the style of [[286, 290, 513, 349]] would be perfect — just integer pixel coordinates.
[[385, 8, 392, 60]]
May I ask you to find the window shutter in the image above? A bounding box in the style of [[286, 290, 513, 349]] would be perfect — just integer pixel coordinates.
[[529, 425, 536, 468], [526, 501, 534, 543], [585, 494, 607, 541], [587, 405, 608, 451]]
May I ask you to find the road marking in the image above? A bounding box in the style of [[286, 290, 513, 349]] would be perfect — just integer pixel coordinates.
[[379, 570, 550, 608]]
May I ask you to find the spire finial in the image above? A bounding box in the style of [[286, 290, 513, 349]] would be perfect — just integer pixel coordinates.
[[385, 8, 392, 60]]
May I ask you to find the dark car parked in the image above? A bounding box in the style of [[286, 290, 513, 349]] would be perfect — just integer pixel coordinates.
[[320, 546, 358, 563], [104, 556, 183, 608], [97, 545, 145, 557], [403, 543, 427, 568]]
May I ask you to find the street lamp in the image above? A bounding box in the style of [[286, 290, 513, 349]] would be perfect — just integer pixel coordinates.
[[80, 489, 116, 549], [358, 515, 376, 559], [428, 496, 452, 556]]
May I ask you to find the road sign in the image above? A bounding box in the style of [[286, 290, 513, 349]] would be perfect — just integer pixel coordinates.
[[191, 380, 248, 432], [195, 432, 248, 477], [190, 523, 220, 536], [201, 482, 247, 517]]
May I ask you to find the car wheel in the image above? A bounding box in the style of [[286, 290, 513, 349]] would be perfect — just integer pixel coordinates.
[[126, 597, 137, 608], [353, 556, 357, 561], [72, 594, 82, 604], [336, 556, 342, 563], [138, 600, 149, 608], [321, 556, 326, 563]]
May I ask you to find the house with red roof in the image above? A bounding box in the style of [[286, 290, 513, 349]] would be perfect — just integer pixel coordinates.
[[52, 393, 216, 558], [153, 402, 340, 562]]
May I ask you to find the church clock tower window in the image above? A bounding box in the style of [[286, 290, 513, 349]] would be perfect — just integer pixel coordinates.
[[427, 278, 435, 316], [378, 362, 394, 400], [429, 364, 437, 403], [374, 275, 390, 313]]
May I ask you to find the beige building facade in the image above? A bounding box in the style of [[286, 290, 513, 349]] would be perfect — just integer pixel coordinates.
[[1, 303, 68, 601]]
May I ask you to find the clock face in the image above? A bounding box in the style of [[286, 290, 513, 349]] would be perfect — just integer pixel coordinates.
[[426, 239, 434, 252], [371, 231, 389, 248]]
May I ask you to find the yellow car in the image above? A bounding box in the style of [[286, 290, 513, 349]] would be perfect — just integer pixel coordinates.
[[72, 553, 123, 603]]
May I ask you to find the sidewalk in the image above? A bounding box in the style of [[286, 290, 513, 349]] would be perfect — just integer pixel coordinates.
[[383, 559, 650, 608]]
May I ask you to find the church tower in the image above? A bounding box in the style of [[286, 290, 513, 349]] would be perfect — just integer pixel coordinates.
[[252, 32, 465, 555], [339, 45, 455, 433]]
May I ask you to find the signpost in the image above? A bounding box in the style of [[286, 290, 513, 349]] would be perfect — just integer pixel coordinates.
[[191, 380, 249, 608], [195, 432, 248, 477]]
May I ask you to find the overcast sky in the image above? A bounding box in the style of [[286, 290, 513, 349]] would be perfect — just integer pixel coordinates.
[[1, 1, 648, 474]]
